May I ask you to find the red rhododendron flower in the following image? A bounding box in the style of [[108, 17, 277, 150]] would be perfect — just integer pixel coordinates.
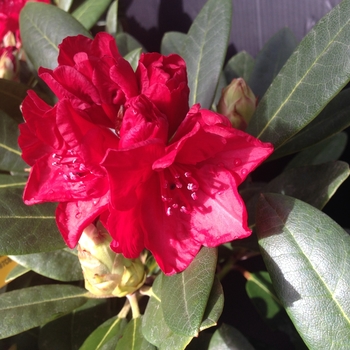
[[19, 32, 273, 275]]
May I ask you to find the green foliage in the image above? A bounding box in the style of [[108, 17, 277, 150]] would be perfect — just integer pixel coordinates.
[[161, 32, 187, 56], [224, 51, 255, 83]]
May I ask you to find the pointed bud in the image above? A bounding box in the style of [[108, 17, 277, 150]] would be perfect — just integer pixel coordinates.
[[0, 49, 16, 80], [78, 223, 146, 297], [217, 78, 257, 130]]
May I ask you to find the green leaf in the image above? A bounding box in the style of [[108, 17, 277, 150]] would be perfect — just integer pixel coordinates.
[[124, 47, 142, 71], [256, 193, 350, 349], [265, 161, 349, 209], [80, 314, 127, 350], [0, 187, 65, 255], [208, 323, 255, 350], [72, 0, 112, 30], [54, 0, 73, 12], [115, 33, 144, 56], [116, 317, 155, 350], [248, 28, 297, 99], [106, 0, 118, 35], [20, 2, 91, 70], [247, 0, 350, 148], [285, 132, 347, 170], [273, 89, 350, 159], [0, 110, 28, 173], [161, 247, 217, 336], [224, 51, 255, 83], [9, 248, 83, 282], [0, 284, 88, 339], [0, 175, 27, 188], [142, 274, 193, 350], [161, 31, 187, 56], [182, 0, 232, 109], [5, 264, 30, 283]]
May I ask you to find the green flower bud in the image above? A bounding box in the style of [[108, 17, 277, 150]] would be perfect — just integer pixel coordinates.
[[217, 78, 257, 130], [78, 223, 146, 297]]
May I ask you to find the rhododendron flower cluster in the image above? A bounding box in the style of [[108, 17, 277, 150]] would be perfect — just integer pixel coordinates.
[[19, 32, 273, 275]]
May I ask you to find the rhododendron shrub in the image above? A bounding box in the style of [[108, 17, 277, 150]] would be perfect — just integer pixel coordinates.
[[19, 32, 273, 274]]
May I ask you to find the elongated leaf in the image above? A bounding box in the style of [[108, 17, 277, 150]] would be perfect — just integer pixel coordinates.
[[182, 0, 232, 108], [273, 89, 350, 159], [115, 33, 144, 56], [54, 0, 73, 12], [0, 110, 28, 173], [72, 0, 112, 30], [124, 48, 142, 71], [161, 247, 217, 336], [247, 0, 350, 148], [256, 193, 350, 349], [0, 187, 65, 255], [106, 0, 118, 34], [224, 51, 255, 83], [248, 28, 297, 99], [20, 2, 91, 70], [9, 248, 83, 282], [208, 324, 254, 350], [161, 31, 187, 56], [0, 284, 88, 338], [80, 315, 127, 350], [5, 264, 30, 283], [0, 175, 27, 188], [285, 132, 347, 170]]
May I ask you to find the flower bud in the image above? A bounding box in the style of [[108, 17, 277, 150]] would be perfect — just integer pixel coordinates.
[[78, 223, 146, 297], [217, 78, 257, 130], [0, 49, 16, 80]]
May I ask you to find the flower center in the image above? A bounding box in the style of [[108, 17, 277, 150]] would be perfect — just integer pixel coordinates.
[[159, 166, 199, 216]]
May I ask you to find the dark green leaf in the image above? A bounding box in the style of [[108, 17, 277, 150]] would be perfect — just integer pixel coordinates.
[[20, 2, 91, 70], [0, 284, 88, 339], [161, 31, 187, 56], [5, 264, 30, 283], [285, 132, 347, 170], [182, 0, 232, 109], [256, 193, 350, 349], [0, 110, 28, 173], [72, 0, 112, 30], [106, 0, 118, 35], [0, 187, 65, 255], [116, 317, 155, 350], [208, 323, 255, 350], [161, 247, 217, 336], [9, 248, 83, 282], [124, 48, 142, 71], [273, 88, 350, 159], [247, 0, 350, 148], [248, 28, 297, 99], [224, 51, 255, 83], [0, 175, 27, 188], [266, 161, 349, 209], [115, 33, 144, 56]]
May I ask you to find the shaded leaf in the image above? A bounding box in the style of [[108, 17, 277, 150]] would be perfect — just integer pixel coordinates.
[[248, 28, 297, 99], [0, 284, 88, 339], [0, 175, 27, 188], [124, 48, 142, 71], [106, 0, 118, 34], [161, 247, 217, 336], [161, 31, 187, 56], [0, 187, 64, 255], [72, 0, 112, 30], [256, 193, 350, 349], [247, 0, 350, 148], [115, 33, 144, 56], [182, 0, 232, 109], [224, 51, 255, 83], [9, 248, 83, 282], [20, 2, 91, 70]]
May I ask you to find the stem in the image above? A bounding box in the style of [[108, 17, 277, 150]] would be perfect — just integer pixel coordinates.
[[126, 293, 140, 319], [217, 255, 235, 281], [117, 299, 131, 319]]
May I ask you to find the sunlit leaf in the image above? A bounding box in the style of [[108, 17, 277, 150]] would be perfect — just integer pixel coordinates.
[[5, 263, 30, 283], [106, 0, 118, 34], [124, 47, 142, 71], [54, 0, 73, 12]]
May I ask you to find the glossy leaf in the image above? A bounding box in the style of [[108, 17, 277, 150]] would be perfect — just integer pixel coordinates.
[[208, 323, 254, 350], [248, 28, 297, 99], [124, 48, 142, 71], [142, 274, 193, 350], [0, 284, 88, 338], [285, 132, 347, 170], [0, 187, 64, 255], [247, 0, 350, 148], [80, 315, 127, 350], [182, 0, 232, 109], [106, 0, 118, 34], [256, 193, 350, 349], [72, 0, 112, 30], [5, 264, 30, 283], [266, 161, 349, 209], [161, 31, 187, 56], [0, 110, 28, 173], [115, 32, 144, 56], [273, 89, 350, 159], [20, 2, 91, 70], [9, 248, 83, 282], [54, 0, 73, 12], [115, 317, 155, 350], [224, 51, 255, 83], [161, 247, 217, 336]]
